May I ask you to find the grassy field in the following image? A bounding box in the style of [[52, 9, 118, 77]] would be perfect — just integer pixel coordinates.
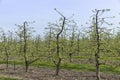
[[0, 58, 120, 74], [0, 76, 20, 80]]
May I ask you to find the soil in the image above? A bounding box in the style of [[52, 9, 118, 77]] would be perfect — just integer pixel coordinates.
[[0, 64, 120, 80]]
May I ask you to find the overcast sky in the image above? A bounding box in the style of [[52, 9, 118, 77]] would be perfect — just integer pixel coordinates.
[[0, 0, 120, 35]]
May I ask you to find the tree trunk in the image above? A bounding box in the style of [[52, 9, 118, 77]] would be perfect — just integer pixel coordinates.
[[95, 10, 101, 80], [25, 60, 29, 72], [54, 9, 66, 76], [69, 53, 72, 63], [5, 47, 9, 69], [55, 58, 61, 75]]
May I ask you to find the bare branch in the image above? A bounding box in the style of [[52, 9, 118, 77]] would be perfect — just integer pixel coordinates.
[[54, 8, 65, 18]]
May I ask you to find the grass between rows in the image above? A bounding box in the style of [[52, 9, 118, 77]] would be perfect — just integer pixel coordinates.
[[0, 60, 120, 74], [0, 76, 21, 80]]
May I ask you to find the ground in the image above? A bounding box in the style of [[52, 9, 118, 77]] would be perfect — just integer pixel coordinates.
[[0, 64, 120, 80]]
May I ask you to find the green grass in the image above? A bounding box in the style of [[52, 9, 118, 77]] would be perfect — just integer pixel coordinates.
[[32, 61, 96, 71], [101, 65, 120, 74], [61, 63, 95, 71], [31, 61, 55, 68], [0, 76, 21, 80], [0, 60, 24, 65], [100, 56, 120, 61], [0, 59, 120, 75]]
